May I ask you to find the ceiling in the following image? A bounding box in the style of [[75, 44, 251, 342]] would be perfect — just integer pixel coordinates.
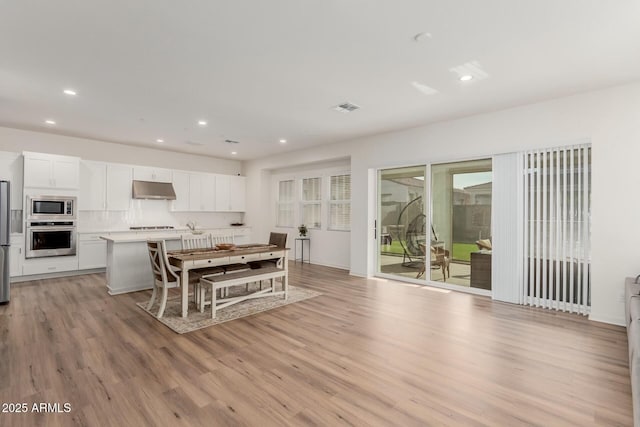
[[1, 1, 639, 161]]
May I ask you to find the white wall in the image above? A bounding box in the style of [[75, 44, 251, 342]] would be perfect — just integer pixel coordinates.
[[0, 126, 241, 175], [245, 81, 640, 326], [269, 160, 351, 270]]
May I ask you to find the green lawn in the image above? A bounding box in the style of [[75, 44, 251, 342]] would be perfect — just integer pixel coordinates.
[[381, 240, 477, 262], [452, 243, 477, 262], [382, 240, 408, 255]]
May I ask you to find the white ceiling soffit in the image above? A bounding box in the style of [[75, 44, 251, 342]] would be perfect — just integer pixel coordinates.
[[0, 1, 639, 160]]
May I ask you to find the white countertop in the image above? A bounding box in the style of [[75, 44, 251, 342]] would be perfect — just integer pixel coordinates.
[[100, 232, 183, 243], [99, 226, 251, 243], [81, 226, 250, 234]]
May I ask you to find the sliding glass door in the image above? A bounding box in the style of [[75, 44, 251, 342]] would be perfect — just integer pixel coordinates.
[[431, 159, 492, 288], [377, 166, 426, 280]]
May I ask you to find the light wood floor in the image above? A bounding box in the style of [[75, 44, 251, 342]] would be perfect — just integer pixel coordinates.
[[0, 263, 632, 426]]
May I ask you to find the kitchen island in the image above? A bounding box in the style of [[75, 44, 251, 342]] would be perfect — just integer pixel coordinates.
[[100, 227, 250, 295]]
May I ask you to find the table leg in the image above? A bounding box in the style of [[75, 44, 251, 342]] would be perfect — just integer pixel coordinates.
[[283, 252, 289, 299], [181, 267, 189, 318]]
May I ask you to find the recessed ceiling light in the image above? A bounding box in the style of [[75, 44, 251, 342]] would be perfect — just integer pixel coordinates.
[[231, 151, 237, 155], [451, 61, 489, 82], [197, 120, 207, 126], [44, 119, 56, 125], [63, 89, 77, 96], [156, 139, 164, 143], [279, 139, 287, 144]]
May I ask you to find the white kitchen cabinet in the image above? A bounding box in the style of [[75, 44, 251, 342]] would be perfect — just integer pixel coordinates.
[[171, 171, 190, 211], [229, 176, 246, 212], [0, 151, 23, 209], [79, 161, 107, 210], [215, 174, 246, 212], [78, 234, 107, 269], [188, 173, 216, 211], [22, 256, 79, 276], [133, 166, 172, 183], [215, 175, 230, 211], [23, 152, 80, 189], [106, 164, 132, 211], [9, 235, 23, 277]]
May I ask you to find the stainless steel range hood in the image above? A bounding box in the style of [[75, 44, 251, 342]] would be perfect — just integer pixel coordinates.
[[132, 180, 176, 200]]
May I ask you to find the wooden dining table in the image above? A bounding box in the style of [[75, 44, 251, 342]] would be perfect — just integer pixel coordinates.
[[167, 243, 289, 318]]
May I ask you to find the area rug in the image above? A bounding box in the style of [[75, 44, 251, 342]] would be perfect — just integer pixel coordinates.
[[136, 285, 321, 334]]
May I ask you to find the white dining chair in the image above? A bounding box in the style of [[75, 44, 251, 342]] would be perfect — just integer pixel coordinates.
[[180, 234, 224, 310], [146, 240, 181, 318], [181, 233, 213, 250], [211, 234, 251, 291]]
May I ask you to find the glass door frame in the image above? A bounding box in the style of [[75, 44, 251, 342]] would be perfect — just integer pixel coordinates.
[[374, 160, 492, 296]]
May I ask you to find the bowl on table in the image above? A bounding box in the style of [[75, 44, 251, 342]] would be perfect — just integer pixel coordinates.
[[216, 243, 236, 250]]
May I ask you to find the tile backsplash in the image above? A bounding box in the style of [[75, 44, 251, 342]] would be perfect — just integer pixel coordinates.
[[77, 200, 243, 232]]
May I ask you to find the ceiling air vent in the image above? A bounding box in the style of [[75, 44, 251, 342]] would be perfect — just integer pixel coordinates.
[[333, 102, 360, 113], [225, 139, 240, 144], [185, 140, 204, 146]]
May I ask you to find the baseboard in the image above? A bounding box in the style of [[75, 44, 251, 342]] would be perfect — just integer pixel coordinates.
[[12, 268, 106, 283], [588, 313, 625, 327], [108, 284, 152, 296], [349, 270, 368, 278], [288, 259, 349, 271]]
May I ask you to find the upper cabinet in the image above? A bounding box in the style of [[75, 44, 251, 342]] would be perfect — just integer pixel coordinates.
[[215, 175, 230, 211], [229, 176, 246, 212], [189, 173, 216, 211], [171, 171, 190, 212], [79, 161, 131, 211], [0, 151, 24, 209], [133, 166, 172, 183], [106, 164, 132, 211], [215, 174, 246, 212], [23, 151, 80, 190], [79, 161, 107, 210]]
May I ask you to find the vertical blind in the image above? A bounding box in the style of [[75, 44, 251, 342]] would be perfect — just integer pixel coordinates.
[[276, 180, 295, 227], [521, 145, 591, 315], [329, 174, 351, 231]]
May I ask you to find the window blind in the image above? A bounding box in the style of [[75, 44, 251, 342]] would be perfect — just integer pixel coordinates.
[[522, 145, 591, 315], [329, 174, 351, 231], [276, 180, 295, 227]]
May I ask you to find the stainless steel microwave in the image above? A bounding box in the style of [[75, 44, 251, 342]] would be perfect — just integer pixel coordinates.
[[27, 196, 76, 220]]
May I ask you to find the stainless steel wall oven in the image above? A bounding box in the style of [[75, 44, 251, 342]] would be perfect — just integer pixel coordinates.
[[26, 221, 76, 258]]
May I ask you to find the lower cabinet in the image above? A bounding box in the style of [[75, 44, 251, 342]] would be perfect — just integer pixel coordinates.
[[79, 234, 107, 269], [22, 257, 79, 276], [9, 235, 24, 277]]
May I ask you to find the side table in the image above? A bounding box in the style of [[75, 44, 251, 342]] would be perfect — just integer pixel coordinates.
[[294, 237, 310, 264]]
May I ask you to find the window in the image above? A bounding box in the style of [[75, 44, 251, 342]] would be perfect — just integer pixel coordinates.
[[276, 180, 294, 227], [329, 174, 351, 231], [301, 177, 321, 229]]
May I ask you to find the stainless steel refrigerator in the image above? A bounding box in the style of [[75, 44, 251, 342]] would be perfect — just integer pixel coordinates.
[[0, 180, 10, 303]]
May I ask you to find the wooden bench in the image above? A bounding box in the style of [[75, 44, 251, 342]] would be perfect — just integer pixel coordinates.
[[199, 266, 288, 318]]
